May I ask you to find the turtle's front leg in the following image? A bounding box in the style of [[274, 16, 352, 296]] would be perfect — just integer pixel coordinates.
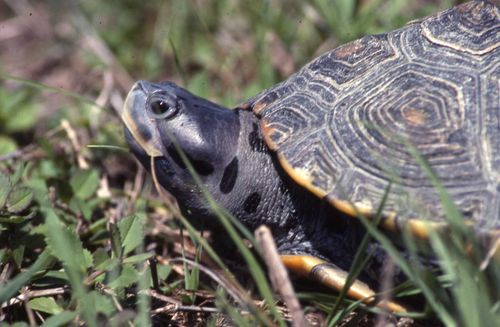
[[280, 254, 407, 313]]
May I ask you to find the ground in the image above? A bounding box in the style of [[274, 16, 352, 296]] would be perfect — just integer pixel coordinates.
[[1, 1, 498, 326]]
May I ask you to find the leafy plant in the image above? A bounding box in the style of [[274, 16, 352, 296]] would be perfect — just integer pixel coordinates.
[[1, 0, 480, 326], [0, 88, 38, 155]]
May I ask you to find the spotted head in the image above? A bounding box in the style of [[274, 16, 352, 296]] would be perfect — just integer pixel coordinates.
[[122, 81, 242, 221]]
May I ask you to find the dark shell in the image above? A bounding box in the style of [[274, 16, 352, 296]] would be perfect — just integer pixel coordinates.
[[248, 1, 500, 231]]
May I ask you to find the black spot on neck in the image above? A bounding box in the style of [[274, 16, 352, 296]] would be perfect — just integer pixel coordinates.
[[249, 123, 268, 153], [166, 145, 214, 176], [191, 159, 214, 176], [167, 145, 186, 169], [243, 192, 261, 214], [220, 157, 238, 194]]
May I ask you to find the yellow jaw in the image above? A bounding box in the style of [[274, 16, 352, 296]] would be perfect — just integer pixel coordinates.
[[122, 87, 163, 157]]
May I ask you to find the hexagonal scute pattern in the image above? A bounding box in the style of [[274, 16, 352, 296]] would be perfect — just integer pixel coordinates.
[[249, 0, 499, 229]]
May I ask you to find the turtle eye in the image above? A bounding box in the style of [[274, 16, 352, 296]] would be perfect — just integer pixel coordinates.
[[148, 96, 179, 120]]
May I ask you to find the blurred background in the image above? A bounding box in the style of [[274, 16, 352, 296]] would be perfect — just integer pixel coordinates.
[[0, 0, 464, 325], [0, 0, 458, 156]]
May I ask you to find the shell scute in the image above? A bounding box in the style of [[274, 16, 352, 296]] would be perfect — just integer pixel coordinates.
[[254, 0, 500, 231]]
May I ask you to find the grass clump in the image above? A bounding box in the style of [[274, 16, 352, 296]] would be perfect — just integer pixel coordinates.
[[2, 1, 496, 326]]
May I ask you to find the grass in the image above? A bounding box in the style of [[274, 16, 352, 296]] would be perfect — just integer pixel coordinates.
[[1, 0, 498, 326]]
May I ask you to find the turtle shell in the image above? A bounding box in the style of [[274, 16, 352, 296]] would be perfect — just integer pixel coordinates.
[[247, 0, 500, 235]]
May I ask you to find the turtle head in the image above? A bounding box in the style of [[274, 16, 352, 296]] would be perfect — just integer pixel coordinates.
[[122, 80, 240, 221], [122, 81, 355, 259]]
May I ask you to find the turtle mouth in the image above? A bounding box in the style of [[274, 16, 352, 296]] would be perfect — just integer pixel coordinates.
[[122, 82, 163, 157], [124, 126, 148, 159]]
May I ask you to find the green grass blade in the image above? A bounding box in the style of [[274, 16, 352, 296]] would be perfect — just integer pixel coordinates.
[[327, 182, 393, 324], [160, 133, 285, 326], [135, 248, 152, 327], [0, 73, 104, 110], [355, 216, 456, 325], [43, 206, 98, 327], [170, 207, 275, 326], [402, 139, 498, 326], [0, 249, 55, 303]]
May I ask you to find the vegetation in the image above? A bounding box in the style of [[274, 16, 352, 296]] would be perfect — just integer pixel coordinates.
[[1, 0, 497, 326]]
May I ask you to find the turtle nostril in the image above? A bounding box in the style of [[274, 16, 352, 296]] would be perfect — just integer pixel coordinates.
[[135, 80, 149, 93]]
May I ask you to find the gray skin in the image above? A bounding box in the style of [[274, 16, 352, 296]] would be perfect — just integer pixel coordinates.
[[124, 81, 399, 286]]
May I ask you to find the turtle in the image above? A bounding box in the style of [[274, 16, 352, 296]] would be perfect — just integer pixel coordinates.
[[122, 0, 499, 312]]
